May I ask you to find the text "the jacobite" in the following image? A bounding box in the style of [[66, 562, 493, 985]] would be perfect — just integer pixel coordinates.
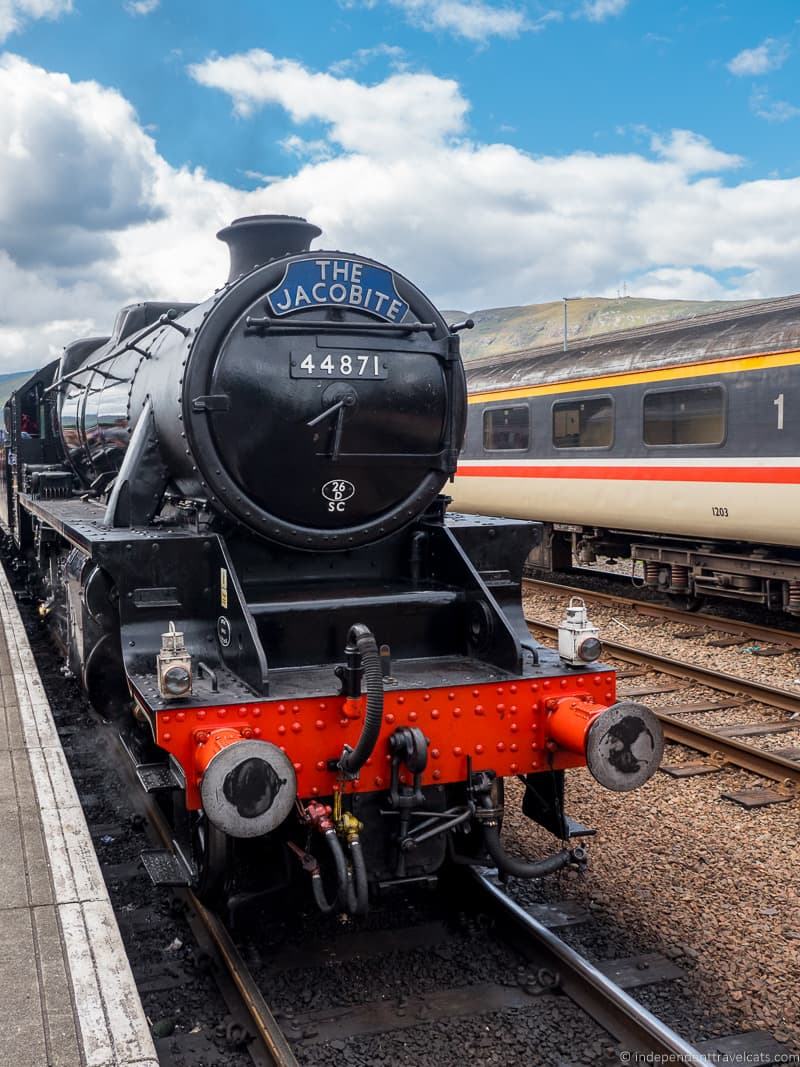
[[266, 259, 410, 322]]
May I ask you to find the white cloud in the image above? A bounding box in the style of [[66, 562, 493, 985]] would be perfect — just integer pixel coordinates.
[[125, 0, 159, 14], [750, 85, 800, 123], [626, 267, 728, 302], [3, 52, 800, 374], [388, 0, 529, 40], [189, 50, 469, 156], [577, 0, 628, 23], [329, 44, 407, 76], [0, 0, 72, 41], [727, 37, 789, 77], [650, 129, 743, 173]]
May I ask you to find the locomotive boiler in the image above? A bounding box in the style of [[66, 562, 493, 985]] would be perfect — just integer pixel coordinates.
[[0, 215, 663, 911]]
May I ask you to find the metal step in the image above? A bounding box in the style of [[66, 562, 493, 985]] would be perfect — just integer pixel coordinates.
[[140, 849, 192, 887], [135, 762, 183, 793]]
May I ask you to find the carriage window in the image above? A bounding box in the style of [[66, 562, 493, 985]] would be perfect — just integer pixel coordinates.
[[483, 405, 530, 451], [643, 386, 724, 446], [552, 396, 613, 448]]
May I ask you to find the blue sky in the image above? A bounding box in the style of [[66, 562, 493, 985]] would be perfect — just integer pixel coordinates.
[[1, 0, 800, 370]]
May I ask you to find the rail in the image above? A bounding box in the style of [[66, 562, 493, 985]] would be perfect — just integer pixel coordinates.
[[471, 868, 711, 1064], [522, 576, 800, 650]]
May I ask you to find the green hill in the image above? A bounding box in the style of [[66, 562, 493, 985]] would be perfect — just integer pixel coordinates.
[[445, 296, 750, 362], [0, 370, 34, 408]]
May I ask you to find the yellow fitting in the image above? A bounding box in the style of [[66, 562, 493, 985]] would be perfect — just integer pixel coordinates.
[[336, 810, 363, 843]]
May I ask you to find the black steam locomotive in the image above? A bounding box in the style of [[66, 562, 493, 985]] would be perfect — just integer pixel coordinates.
[[0, 216, 662, 911]]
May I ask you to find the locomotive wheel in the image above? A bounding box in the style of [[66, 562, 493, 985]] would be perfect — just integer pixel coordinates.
[[193, 816, 232, 907], [666, 593, 703, 612]]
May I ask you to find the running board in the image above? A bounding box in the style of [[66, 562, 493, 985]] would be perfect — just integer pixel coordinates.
[[140, 848, 192, 887]]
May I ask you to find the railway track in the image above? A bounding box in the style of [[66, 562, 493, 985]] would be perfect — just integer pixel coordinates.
[[523, 582, 800, 805], [107, 728, 299, 1067], [471, 869, 710, 1065], [523, 575, 800, 650]]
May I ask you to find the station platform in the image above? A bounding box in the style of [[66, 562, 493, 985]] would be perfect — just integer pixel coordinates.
[[0, 565, 158, 1067]]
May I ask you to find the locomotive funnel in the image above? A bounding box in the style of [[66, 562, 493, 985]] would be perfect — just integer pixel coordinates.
[[217, 214, 322, 282]]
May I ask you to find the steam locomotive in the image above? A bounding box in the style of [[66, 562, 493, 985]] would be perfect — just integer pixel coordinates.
[[0, 216, 662, 912]]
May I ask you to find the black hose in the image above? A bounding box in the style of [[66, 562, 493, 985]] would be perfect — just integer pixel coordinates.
[[348, 838, 369, 915], [479, 796, 580, 879], [310, 829, 349, 914], [338, 623, 384, 776]]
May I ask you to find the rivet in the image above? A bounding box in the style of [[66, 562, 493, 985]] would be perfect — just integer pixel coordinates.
[[408, 710, 418, 722], [253, 708, 261, 718], [316, 760, 326, 771], [292, 704, 300, 714], [163, 732, 172, 741], [163, 715, 171, 724], [320, 702, 327, 710], [496, 687, 504, 695], [219, 708, 227, 718], [560, 679, 568, 689], [531, 683, 539, 692], [453, 707, 462, 717], [496, 703, 505, 713], [475, 743, 484, 754], [510, 723, 519, 733], [510, 685, 518, 694], [365, 757, 373, 766], [453, 745, 463, 756], [315, 719, 325, 730], [278, 724, 287, 735], [423, 692, 431, 701], [509, 705, 518, 714], [386, 713, 396, 724], [431, 748, 440, 759], [448, 692, 456, 700], [510, 743, 518, 752], [510, 762, 518, 772], [475, 704, 484, 715], [543, 681, 551, 689], [312, 787, 319, 796], [254, 727, 262, 737], [374, 777, 384, 787], [594, 677, 602, 686], [197, 710, 206, 720], [605, 691, 613, 701], [291, 722, 302, 733], [397, 696, 405, 705], [496, 741, 505, 752], [472, 689, 480, 697], [293, 762, 302, 771], [176, 712, 185, 722], [432, 769, 441, 780], [431, 708, 440, 719], [278, 703, 287, 714]]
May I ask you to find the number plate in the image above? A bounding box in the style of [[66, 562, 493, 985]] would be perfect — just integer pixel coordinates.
[[290, 351, 387, 380]]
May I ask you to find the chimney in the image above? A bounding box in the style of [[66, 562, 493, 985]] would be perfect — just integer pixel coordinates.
[[217, 214, 322, 283]]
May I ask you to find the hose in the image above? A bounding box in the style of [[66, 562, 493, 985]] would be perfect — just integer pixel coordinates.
[[348, 837, 369, 915], [479, 796, 583, 879], [338, 623, 384, 776], [310, 828, 349, 914]]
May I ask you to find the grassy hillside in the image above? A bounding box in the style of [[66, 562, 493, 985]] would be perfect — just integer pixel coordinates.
[[445, 296, 750, 362], [0, 370, 34, 408]]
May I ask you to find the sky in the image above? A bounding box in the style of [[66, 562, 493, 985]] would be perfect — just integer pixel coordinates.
[[1, 0, 800, 372]]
